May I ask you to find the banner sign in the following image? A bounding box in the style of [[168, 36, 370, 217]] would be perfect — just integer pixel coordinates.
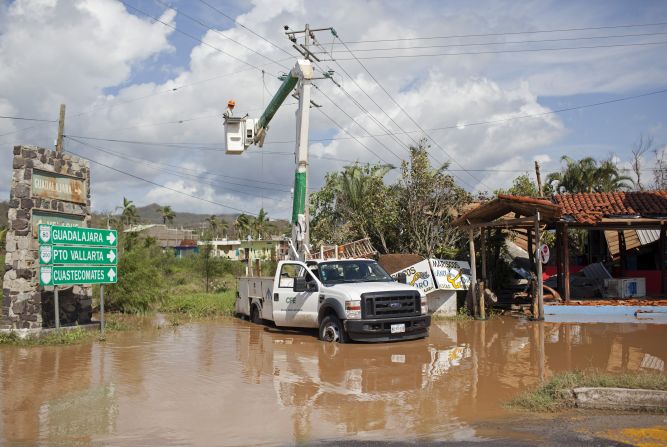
[[429, 259, 471, 291], [32, 170, 87, 204], [391, 259, 436, 294]]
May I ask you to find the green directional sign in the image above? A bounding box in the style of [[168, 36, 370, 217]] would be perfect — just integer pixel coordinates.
[[40, 266, 117, 286], [38, 224, 117, 247], [39, 245, 117, 266]]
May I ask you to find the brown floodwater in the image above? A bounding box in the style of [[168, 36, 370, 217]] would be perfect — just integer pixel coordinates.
[[0, 316, 665, 446]]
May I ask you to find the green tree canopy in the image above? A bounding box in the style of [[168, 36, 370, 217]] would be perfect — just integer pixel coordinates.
[[157, 205, 175, 225], [547, 156, 633, 193]]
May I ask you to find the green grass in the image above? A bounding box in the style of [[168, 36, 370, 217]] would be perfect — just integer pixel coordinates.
[[509, 370, 667, 412], [0, 313, 147, 346], [158, 291, 236, 318], [0, 327, 94, 346]]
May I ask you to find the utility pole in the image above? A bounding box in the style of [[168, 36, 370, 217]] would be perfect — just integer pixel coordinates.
[[55, 104, 66, 153], [534, 160, 543, 197], [224, 24, 334, 261]]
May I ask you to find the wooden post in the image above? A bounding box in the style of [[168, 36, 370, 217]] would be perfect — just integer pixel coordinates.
[[527, 228, 534, 272], [55, 104, 65, 153], [660, 226, 666, 294], [535, 212, 544, 320], [468, 228, 478, 317], [555, 224, 562, 294], [479, 280, 486, 320], [255, 259, 261, 277], [618, 230, 627, 273], [535, 160, 543, 197], [492, 228, 501, 290], [480, 229, 487, 282], [563, 224, 571, 303]]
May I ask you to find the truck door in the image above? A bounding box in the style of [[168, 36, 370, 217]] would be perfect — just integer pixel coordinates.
[[273, 261, 319, 328]]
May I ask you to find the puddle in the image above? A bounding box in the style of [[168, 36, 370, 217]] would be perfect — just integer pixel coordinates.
[[1, 317, 665, 446]]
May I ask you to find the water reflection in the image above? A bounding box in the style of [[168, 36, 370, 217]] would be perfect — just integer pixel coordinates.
[[1, 317, 665, 446]]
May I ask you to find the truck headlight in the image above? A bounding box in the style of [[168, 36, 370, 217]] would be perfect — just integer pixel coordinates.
[[345, 300, 361, 319], [421, 296, 428, 315]]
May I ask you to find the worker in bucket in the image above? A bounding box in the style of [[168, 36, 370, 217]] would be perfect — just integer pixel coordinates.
[[223, 100, 235, 118]]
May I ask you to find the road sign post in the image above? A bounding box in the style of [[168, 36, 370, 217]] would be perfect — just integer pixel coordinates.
[[54, 286, 60, 330], [39, 224, 117, 247], [38, 224, 118, 331]]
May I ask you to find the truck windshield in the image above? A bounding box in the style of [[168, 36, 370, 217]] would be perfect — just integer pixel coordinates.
[[318, 260, 394, 285]]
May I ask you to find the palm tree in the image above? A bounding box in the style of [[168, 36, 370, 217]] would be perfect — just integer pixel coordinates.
[[206, 215, 219, 238], [234, 214, 252, 239], [116, 197, 137, 226], [157, 205, 175, 225], [254, 208, 268, 240], [547, 156, 633, 193]]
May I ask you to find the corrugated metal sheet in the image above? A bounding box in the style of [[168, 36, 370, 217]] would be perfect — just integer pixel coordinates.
[[637, 229, 660, 246], [604, 230, 641, 258]]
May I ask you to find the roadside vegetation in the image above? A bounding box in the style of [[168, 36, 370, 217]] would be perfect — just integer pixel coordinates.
[[509, 370, 667, 412]]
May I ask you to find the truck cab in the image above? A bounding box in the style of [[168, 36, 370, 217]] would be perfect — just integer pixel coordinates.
[[237, 258, 431, 343]]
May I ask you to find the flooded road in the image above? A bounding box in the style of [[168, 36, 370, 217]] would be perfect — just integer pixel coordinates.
[[1, 317, 665, 446]]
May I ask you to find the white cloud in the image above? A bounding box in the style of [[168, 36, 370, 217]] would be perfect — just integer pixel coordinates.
[[1, 0, 665, 219]]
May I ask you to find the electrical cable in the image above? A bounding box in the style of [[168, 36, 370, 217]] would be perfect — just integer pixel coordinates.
[[333, 40, 667, 60], [326, 31, 667, 53], [334, 21, 667, 44], [67, 149, 259, 215], [336, 34, 491, 190]]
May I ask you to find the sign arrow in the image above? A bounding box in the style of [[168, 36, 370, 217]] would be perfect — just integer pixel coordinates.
[[106, 250, 116, 263], [106, 232, 116, 245], [107, 268, 116, 282]]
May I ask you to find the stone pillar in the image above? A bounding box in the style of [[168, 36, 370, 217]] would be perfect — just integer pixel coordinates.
[[2, 145, 92, 330]]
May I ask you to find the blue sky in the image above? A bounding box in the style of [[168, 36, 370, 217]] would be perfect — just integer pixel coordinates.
[[0, 0, 666, 217]]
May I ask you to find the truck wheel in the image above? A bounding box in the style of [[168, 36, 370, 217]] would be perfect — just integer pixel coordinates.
[[319, 315, 349, 343], [250, 304, 262, 324]]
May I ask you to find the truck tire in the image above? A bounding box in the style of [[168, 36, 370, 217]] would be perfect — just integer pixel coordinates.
[[319, 314, 349, 343], [250, 304, 262, 325]]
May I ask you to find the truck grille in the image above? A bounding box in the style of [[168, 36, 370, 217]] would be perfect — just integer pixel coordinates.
[[361, 291, 420, 319]]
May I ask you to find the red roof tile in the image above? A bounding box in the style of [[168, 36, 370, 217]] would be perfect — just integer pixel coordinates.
[[554, 191, 667, 223]]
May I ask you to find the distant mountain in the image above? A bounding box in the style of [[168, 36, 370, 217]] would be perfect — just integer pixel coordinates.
[[0, 200, 289, 236]]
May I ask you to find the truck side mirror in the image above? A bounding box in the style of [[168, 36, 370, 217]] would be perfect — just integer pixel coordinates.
[[293, 277, 308, 292], [396, 272, 407, 284]]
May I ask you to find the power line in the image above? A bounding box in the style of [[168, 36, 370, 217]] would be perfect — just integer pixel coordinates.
[[65, 135, 293, 188], [333, 40, 667, 60], [326, 31, 667, 53], [121, 1, 280, 76], [335, 21, 667, 44], [335, 33, 490, 191], [66, 88, 667, 149], [0, 115, 57, 122], [196, 0, 294, 58], [67, 149, 259, 215]]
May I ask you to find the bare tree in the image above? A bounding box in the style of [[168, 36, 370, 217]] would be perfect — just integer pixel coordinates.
[[654, 144, 667, 190], [631, 134, 654, 191]]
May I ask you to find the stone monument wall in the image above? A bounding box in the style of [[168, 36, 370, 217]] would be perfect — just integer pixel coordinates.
[[2, 145, 92, 330]]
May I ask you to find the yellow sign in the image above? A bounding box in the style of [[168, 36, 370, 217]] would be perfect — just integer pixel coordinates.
[[32, 170, 87, 204]]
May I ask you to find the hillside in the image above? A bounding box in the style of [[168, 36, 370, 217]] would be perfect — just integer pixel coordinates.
[[0, 201, 289, 237]]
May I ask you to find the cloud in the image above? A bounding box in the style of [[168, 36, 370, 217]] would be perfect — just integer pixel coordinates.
[[1, 0, 665, 219]]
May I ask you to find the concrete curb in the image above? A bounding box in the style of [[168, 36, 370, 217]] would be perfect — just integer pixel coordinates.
[[573, 387, 667, 411]]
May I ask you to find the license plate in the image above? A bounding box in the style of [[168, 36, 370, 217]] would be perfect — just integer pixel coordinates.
[[391, 323, 405, 334]]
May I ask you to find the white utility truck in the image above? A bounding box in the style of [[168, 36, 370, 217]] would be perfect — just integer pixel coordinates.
[[224, 44, 430, 342], [236, 258, 431, 343]]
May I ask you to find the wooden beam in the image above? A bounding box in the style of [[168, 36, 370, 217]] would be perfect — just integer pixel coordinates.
[[563, 224, 571, 303], [527, 228, 534, 273], [480, 229, 487, 281], [618, 230, 627, 272], [461, 216, 542, 229], [660, 226, 666, 294], [535, 212, 544, 320], [556, 224, 563, 294], [469, 228, 478, 318]]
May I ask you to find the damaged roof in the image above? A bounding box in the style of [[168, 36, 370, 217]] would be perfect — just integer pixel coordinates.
[[452, 194, 562, 227], [554, 191, 667, 224]]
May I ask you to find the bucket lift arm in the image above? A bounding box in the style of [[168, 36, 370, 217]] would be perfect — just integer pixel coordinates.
[[223, 60, 314, 260]]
